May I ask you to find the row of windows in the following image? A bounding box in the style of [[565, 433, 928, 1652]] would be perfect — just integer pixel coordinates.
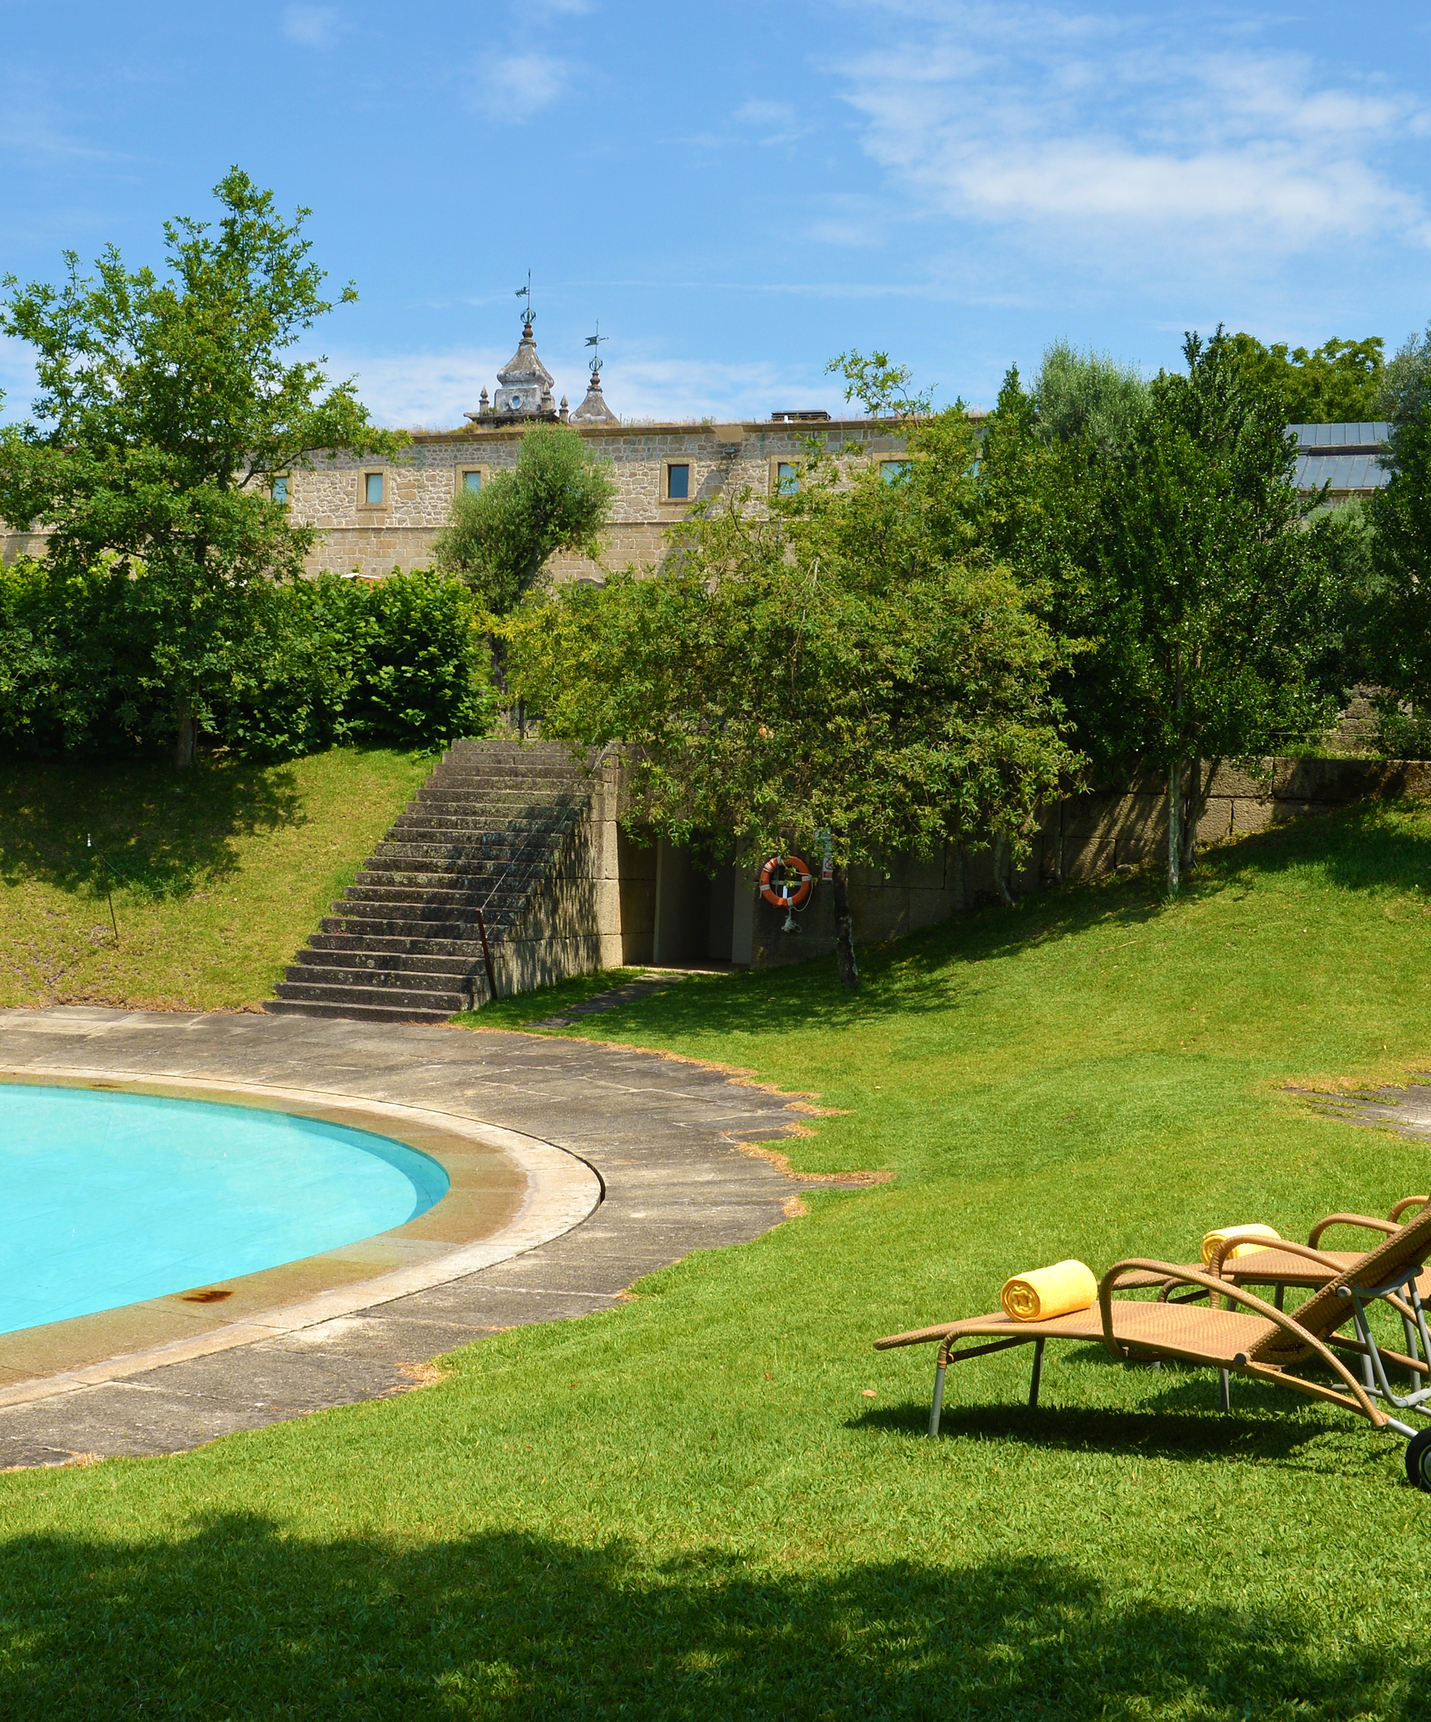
[[269, 459, 911, 510]]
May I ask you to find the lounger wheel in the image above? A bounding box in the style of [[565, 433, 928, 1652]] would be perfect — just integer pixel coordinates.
[[1404, 1428, 1431, 1492]]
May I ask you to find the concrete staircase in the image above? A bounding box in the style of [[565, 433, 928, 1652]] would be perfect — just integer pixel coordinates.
[[265, 738, 596, 1024]]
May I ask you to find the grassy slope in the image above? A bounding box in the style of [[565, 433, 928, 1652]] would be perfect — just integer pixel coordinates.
[[0, 748, 434, 1010], [5, 803, 1431, 1716]]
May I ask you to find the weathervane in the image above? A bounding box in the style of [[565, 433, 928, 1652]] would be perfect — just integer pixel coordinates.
[[585, 321, 607, 376], [515, 270, 534, 329]]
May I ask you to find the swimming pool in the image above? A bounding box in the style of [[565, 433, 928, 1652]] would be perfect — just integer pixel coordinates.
[[0, 1083, 450, 1335]]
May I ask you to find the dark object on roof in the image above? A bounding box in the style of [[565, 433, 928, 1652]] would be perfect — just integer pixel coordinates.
[[1290, 422, 1391, 494], [770, 410, 831, 422]]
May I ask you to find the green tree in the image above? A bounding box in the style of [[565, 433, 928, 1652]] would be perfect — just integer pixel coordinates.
[[1082, 331, 1348, 892], [1227, 333, 1384, 423], [430, 421, 615, 617], [0, 167, 405, 765], [504, 412, 1078, 989], [1033, 341, 1150, 459], [825, 350, 933, 420]]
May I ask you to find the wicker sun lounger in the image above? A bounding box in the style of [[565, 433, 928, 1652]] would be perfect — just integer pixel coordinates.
[[1194, 1197, 1430, 1301], [875, 1197, 1431, 1488]]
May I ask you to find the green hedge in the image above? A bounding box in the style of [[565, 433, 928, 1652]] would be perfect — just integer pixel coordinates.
[[0, 560, 496, 759]]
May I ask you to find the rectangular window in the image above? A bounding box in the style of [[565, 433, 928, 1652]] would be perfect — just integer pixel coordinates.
[[777, 461, 799, 495], [463, 470, 482, 493], [364, 472, 384, 506], [271, 476, 288, 505], [880, 460, 911, 485], [667, 462, 690, 500]]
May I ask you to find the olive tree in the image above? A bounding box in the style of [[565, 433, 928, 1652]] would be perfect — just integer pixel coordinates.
[[431, 421, 615, 616]]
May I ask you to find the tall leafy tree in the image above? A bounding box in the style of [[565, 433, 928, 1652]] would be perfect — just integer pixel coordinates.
[[1079, 331, 1348, 891], [1228, 333, 1384, 424], [431, 422, 615, 617], [504, 412, 1078, 989], [1033, 342, 1150, 459], [0, 168, 404, 764]]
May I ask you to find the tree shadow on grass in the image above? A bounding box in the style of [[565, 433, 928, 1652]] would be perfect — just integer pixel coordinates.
[[0, 1515, 1424, 1718], [0, 754, 305, 901]]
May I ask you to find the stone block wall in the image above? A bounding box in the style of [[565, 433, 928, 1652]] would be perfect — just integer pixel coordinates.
[[478, 749, 1425, 998], [0, 416, 907, 580], [1053, 757, 1431, 880]]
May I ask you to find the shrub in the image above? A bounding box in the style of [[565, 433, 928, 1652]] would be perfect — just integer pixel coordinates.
[[0, 563, 495, 760]]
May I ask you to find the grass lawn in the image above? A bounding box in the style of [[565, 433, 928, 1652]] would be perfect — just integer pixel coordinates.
[[6, 800, 1431, 1716], [0, 747, 434, 1010]]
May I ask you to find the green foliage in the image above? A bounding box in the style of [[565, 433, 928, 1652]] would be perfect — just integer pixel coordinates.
[[0, 562, 494, 761], [1227, 332, 1384, 423], [0, 168, 406, 757], [1032, 340, 1151, 458], [981, 334, 1350, 891], [1091, 332, 1346, 766], [430, 422, 615, 615], [504, 415, 1078, 884], [1364, 391, 1431, 723], [353, 567, 496, 747], [826, 348, 934, 420]]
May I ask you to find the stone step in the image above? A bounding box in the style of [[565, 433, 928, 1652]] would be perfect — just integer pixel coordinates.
[[351, 878, 539, 903], [368, 846, 545, 871], [406, 793, 583, 817], [425, 769, 589, 787], [379, 827, 572, 854], [285, 962, 471, 996], [356, 865, 545, 891], [264, 998, 456, 1025], [293, 947, 488, 978], [320, 914, 501, 939], [273, 977, 471, 1013], [388, 814, 573, 836], [306, 932, 490, 959], [338, 884, 527, 911]]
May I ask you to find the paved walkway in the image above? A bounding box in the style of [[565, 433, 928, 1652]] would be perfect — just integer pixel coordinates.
[[0, 1008, 806, 1468]]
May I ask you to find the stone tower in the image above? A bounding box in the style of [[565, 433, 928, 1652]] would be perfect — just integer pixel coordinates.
[[467, 316, 556, 422], [570, 363, 619, 425]]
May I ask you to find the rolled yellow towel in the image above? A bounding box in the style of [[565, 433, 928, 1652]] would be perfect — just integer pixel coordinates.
[[1000, 1259, 1098, 1322], [1200, 1223, 1281, 1266]]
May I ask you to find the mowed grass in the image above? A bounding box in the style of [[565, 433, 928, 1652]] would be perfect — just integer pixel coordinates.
[[7, 801, 1431, 1716], [0, 747, 433, 1009]]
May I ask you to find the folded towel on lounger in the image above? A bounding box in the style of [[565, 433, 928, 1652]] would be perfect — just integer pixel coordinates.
[[1200, 1223, 1280, 1266], [1000, 1259, 1098, 1321]]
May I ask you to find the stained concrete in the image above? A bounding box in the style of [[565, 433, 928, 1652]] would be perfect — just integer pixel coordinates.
[[0, 1008, 804, 1467]]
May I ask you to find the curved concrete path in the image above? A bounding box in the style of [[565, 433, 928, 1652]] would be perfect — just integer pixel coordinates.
[[0, 1008, 807, 1468]]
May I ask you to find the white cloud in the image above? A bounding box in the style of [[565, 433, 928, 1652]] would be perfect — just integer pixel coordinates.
[[835, 5, 1431, 282], [734, 97, 812, 146], [281, 5, 341, 48], [322, 344, 834, 428], [475, 52, 570, 121]]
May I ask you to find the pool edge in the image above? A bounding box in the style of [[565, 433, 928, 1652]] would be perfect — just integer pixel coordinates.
[[0, 1067, 602, 1411]]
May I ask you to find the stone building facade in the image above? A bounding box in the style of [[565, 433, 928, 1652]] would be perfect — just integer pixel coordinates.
[[279, 319, 910, 579]]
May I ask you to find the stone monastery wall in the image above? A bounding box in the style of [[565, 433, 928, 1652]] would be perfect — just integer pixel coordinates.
[[294, 417, 911, 580]]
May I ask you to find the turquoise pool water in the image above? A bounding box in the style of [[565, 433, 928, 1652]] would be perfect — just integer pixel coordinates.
[[0, 1084, 449, 1335]]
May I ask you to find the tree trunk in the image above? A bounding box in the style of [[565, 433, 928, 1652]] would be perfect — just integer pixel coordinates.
[[992, 833, 1014, 906], [1167, 757, 1183, 896], [831, 863, 859, 991], [174, 700, 197, 770], [1179, 757, 1201, 880]]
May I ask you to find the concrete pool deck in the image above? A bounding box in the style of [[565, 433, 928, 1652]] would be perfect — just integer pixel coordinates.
[[0, 1007, 809, 1468]]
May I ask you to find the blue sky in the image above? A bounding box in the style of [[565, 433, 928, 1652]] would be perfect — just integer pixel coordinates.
[[3, 0, 1430, 424]]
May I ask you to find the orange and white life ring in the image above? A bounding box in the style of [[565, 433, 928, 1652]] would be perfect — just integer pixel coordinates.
[[759, 855, 813, 910]]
